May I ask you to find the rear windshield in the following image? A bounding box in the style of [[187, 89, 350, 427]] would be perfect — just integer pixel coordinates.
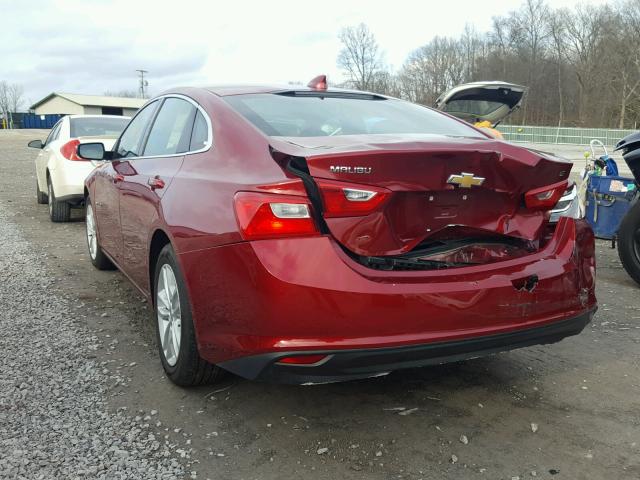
[[443, 100, 505, 117], [70, 117, 130, 138], [224, 93, 484, 138]]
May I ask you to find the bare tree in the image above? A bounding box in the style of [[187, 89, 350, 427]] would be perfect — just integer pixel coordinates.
[[505, 0, 551, 123], [0, 82, 27, 127], [337, 23, 383, 91], [460, 24, 482, 82], [548, 11, 567, 126], [369, 71, 401, 97], [0, 81, 10, 128], [335, 2, 640, 128], [609, 1, 640, 128], [103, 89, 138, 98], [489, 16, 511, 79], [564, 5, 610, 125], [399, 37, 464, 106], [0, 81, 8, 115], [7, 83, 24, 113]]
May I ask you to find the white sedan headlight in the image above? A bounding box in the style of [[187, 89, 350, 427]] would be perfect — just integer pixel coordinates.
[[549, 183, 582, 222]]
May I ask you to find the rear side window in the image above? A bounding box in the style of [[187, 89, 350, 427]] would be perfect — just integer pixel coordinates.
[[70, 117, 129, 138], [224, 93, 484, 138], [144, 98, 196, 156], [117, 101, 159, 158], [189, 111, 209, 151], [45, 122, 62, 145]]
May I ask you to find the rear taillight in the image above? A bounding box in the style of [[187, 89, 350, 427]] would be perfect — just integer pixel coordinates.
[[316, 179, 391, 217], [60, 139, 84, 161], [234, 192, 319, 240], [524, 180, 568, 211]]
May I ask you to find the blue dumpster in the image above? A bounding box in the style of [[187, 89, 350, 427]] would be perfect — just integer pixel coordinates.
[[21, 113, 63, 129], [585, 175, 636, 239]]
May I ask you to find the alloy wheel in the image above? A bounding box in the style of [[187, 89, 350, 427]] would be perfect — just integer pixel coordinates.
[[156, 264, 182, 367], [86, 204, 97, 260]]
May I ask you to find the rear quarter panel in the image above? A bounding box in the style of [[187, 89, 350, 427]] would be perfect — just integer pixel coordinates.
[[159, 90, 293, 255]]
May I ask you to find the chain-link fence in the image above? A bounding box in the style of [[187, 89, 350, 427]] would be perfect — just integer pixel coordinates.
[[497, 125, 637, 146]]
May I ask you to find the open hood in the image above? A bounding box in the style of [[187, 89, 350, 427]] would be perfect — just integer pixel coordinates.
[[435, 81, 526, 127]]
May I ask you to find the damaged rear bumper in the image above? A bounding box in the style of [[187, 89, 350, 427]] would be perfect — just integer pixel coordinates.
[[179, 218, 597, 381], [219, 309, 595, 384]]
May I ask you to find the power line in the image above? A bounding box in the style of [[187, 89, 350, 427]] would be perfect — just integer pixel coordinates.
[[136, 69, 149, 99]]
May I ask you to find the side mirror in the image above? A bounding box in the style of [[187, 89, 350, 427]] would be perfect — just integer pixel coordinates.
[[28, 139, 43, 149], [77, 142, 106, 161]]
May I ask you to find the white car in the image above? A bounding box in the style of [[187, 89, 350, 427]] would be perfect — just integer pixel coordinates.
[[28, 115, 130, 222]]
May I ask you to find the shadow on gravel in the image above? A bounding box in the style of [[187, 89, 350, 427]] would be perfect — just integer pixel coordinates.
[[191, 354, 533, 423]]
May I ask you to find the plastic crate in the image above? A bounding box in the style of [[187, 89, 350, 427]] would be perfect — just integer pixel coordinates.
[[585, 175, 636, 239]]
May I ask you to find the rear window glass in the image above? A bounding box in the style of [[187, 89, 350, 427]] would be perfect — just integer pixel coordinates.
[[224, 93, 483, 138], [70, 117, 129, 137], [443, 100, 505, 117], [189, 111, 209, 151]]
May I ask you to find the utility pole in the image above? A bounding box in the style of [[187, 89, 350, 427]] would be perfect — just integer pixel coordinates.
[[136, 69, 149, 98]]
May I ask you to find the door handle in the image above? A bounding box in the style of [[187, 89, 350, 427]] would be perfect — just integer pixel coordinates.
[[148, 176, 166, 190], [114, 173, 124, 183]]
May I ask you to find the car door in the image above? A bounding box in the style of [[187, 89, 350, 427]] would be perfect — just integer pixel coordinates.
[[35, 119, 63, 190], [94, 101, 160, 263], [118, 96, 197, 292]]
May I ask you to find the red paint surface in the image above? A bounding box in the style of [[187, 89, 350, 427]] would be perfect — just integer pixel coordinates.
[[86, 86, 596, 366]]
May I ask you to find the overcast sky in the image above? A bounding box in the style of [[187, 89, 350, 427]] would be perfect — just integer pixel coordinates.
[[2, 0, 609, 108]]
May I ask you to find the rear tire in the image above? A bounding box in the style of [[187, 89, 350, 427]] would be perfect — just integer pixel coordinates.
[[47, 177, 71, 222], [36, 180, 48, 204], [154, 244, 222, 386], [85, 198, 115, 270], [617, 200, 640, 286]]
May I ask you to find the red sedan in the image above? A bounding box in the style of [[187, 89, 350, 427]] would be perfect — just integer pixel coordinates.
[[78, 79, 597, 386]]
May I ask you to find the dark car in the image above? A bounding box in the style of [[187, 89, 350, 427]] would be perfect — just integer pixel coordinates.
[[78, 78, 597, 386], [613, 132, 640, 285]]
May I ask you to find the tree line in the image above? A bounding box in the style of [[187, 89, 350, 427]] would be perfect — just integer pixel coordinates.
[[337, 0, 640, 129]]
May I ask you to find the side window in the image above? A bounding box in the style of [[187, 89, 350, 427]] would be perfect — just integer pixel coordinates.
[[116, 101, 159, 158], [189, 111, 209, 151], [144, 98, 196, 157], [53, 123, 63, 141], [45, 122, 62, 146]]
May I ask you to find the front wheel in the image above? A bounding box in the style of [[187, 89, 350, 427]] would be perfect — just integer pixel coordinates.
[[154, 244, 222, 386], [617, 200, 640, 286]]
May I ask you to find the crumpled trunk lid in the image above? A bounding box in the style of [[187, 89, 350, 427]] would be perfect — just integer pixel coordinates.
[[271, 134, 571, 258]]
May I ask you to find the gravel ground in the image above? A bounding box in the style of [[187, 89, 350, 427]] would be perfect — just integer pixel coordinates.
[[1, 130, 639, 480], [0, 198, 185, 478]]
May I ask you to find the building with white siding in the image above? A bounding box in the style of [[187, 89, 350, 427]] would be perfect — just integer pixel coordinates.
[[30, 93, 145, 117]]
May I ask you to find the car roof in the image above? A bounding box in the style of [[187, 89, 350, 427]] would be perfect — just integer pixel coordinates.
[[202, 84, 384, 97], [66, 114, 131, 119]]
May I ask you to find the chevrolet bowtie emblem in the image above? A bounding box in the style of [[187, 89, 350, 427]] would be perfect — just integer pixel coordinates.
[[447, 172, 485, 188]]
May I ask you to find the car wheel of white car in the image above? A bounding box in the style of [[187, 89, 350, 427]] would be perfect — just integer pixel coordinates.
[[47, 177, 71, 222], [154, 244, 221, 386], [36, 181, 48, 204], [85, 198, 115, 270]]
